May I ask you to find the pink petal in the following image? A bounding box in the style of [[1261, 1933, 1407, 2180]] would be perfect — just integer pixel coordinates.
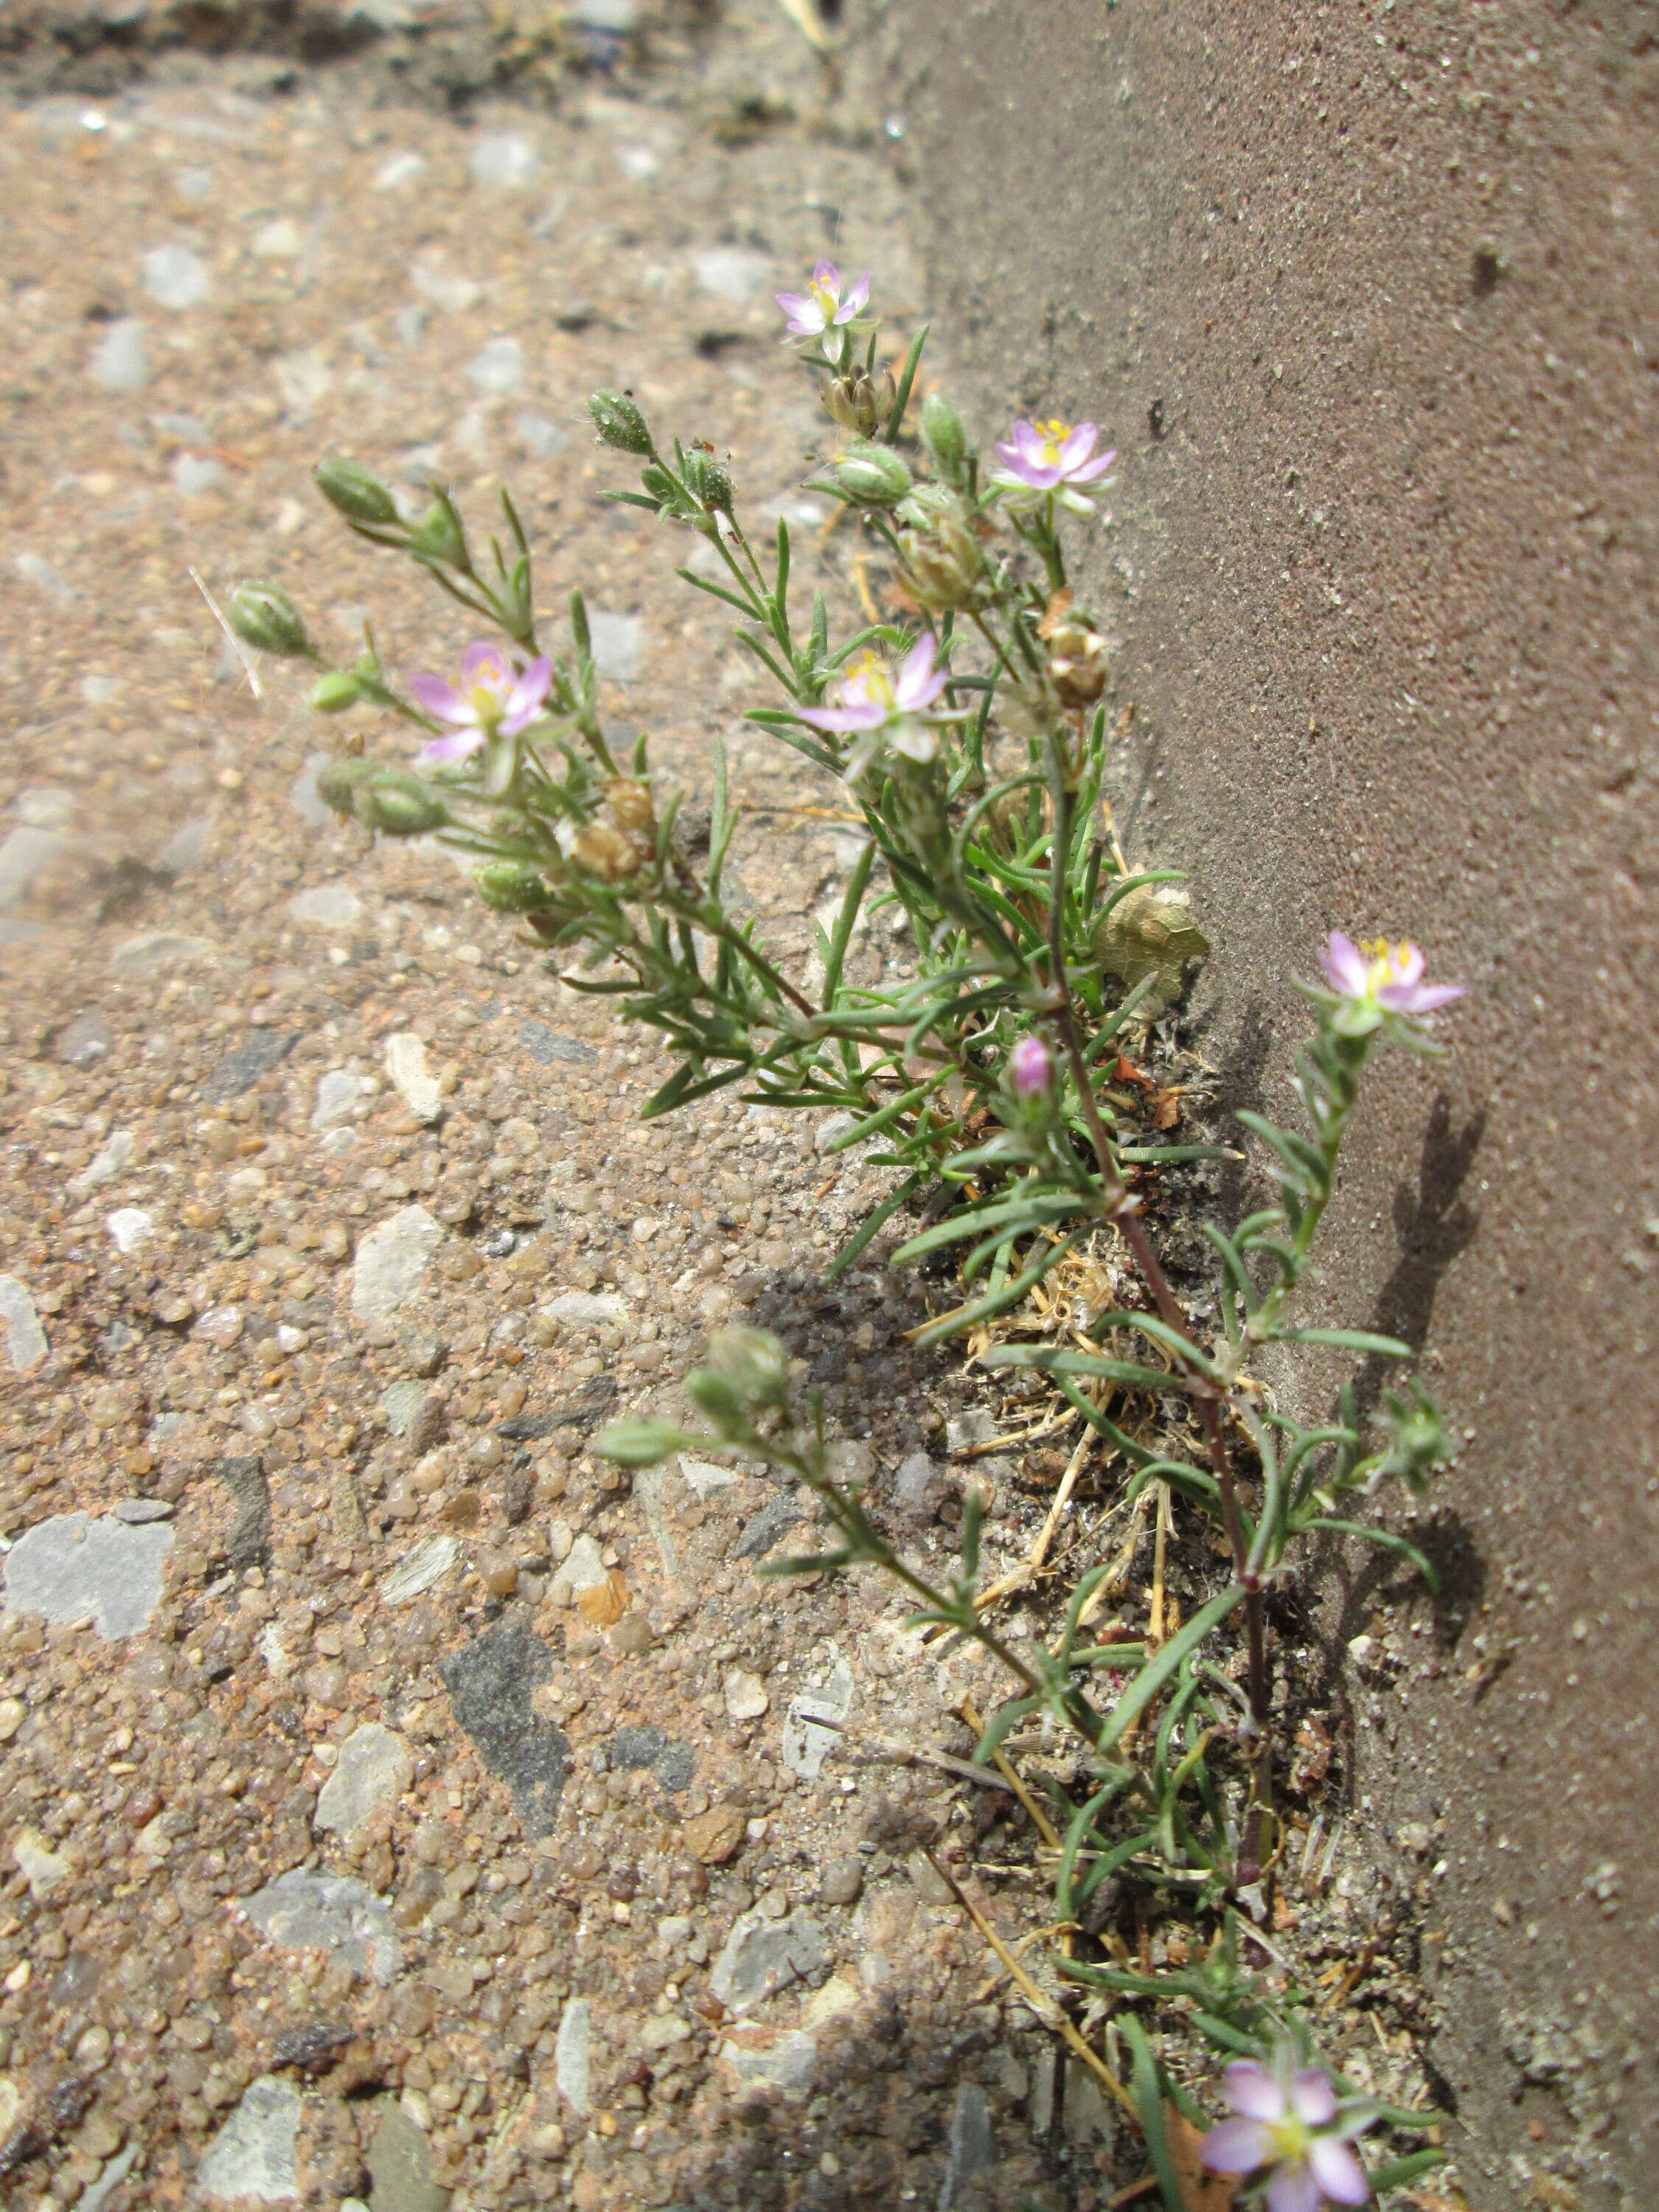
[[1319, 931, 1369, 997], [1265, 2166, 1321, 2212], [1288, 2071, 1338, 2128], [1383, 981, 1465, 1014], [992, 437, 1025, 470], [893, 633, 939, 708], [407, 674, 470, 723], [835, 271, 871, 321], [1003, 457, 1062, 490], [1057, 421, 1099, 470], [1067, 448, 1119, 484], [1223, 2062, 1286, 2122], [419, 728, 485, 765], [776, 291, 816, 321], [1201, 2118, 1273, 2174], [1307, 2135, 1371, 2205], [504, 655, 552, 721], [1012, 421, 1048, 462], [799, 703, 885, 734], [810, 259, 841, 289], [1393, 942, 1426, 987], [460, 639, 508, 687]]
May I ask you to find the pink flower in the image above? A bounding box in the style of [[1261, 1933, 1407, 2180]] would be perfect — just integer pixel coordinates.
[[798, 633, 966, 780], [990, 417, 1117, 512], [408, 641, 553, 765], [1318, 932, 1465, 1027], [776, 260, 871, 342], [1010, 1035, 1052, 1098], [1202, 2054, 1375, 2212]]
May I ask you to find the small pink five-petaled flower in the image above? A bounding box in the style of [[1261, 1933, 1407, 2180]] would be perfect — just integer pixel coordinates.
[[408, 641, 553, 765], [776, 260, 871, 341], [990, 417, 1117, 512], [1319, 932, 1465, 1020], [798, 633, 966, 782], [1201, 2054, 1375, 2212]]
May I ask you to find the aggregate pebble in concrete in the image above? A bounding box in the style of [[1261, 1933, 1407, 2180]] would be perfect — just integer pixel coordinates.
[[1, 1512, 173, 1637]]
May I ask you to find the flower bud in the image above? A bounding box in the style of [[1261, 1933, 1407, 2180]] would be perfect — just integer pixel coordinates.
[[352, 770, 448, 837], [681, 448, 735, 514], [920, 392, 970, 486], [706, 1325, 790, 1408], [412, 497, 467, 568], [474, 862, 554, 914], [314, 757, 378, 815], [588, 389, 654, 455], [313, 456, 400, 528], [1044, 614, 1110, 709], [1009, 1034, 1052, 1099], [895, 484, 987, 611], [226, 582, 312, 659], [831, 442, 913, 507], [308, 669, 364, 714], [824, 367, 896, 439]]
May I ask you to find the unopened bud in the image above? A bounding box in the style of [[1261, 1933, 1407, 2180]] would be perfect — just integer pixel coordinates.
[[824, 367, 896, 439], [1009, 1034, 1053, 1099], [681, 448, 735, 514], [308, 669, 364, 714], [588, 389, 654, 455], [920, 392, 970, 486], [412, 497, 467, 568], [895, 484, 987, 611], [474, 863, 554, 914], [832, 442, 913, 507], [314, 757, 378, 815], [353, 771, 448, 836], [313, 456, 400, 528], [1045, 617, 1110, 709], [226, 582, 312, 659]]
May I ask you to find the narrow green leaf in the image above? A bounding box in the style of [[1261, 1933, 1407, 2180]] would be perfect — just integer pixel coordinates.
[[1095, 1587, 1245, 1755], [883, 322, 929, 440], [594, 1418, 695, 1465], [1370, 2150, 1448, 2194], [822, 839, 877, 1004], [981, 1343, 1195, 1396], [821, 1172, 922, 1281], [1306, 1518, 1440, 1590], [1270, 1326, 1413, 1358], [1119, 2014, 1190, 2212]]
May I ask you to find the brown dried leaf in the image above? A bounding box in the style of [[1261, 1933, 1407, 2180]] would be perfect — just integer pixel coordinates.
[[1166, 2106, 1238, 2211]]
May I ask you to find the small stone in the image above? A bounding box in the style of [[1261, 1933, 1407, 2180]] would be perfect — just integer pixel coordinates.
[[554, 1998, 591, 2113], [11, 557, 77, 611], [383, 1034, 442, 1123], [375, 150, 425, 190], [894, 1451, 942, 1515], [907, 1850, 954, 1905], [0, 1697, 24, 1742], [682, 1805, 745, 1865], [470, 133, 539, 187], [78, 2141, 139, 2212], [546, 1290, 628, 1329], [289, 753, 335, 827], [88, 317, 149, 391], [380, 1535, 461, 1606], [171, 451, 224, 496], [194, 1304, 244, 1348], [724, 1669, 770, 1722], [610, 1725, 696, 1792], [709, 1909, 827, 2014], [818, 1854, 863, 1907], [366, 2099, 448, 2212], [242, 1869, 400, 1984], [734, 1494, 803, 1562], [518, 1021, 595, 1068], [680, 1455, 737, 1498], [0, 1276, 48, 1373], [313, 1068, 369, 1128], [439, 1615, 569, 1835], [352, 1205, 445, 1322], [316, 1723, 412, 1837], [109, 930, 216, 977], [13, 1826, 69, 1899], [105, 1207, 156, 1255], [638, 2011, 692, 2053], [288, 883, 362, 929], [53, 1011, 113, 1068], [114, 1498, 173, 1524], [142, 243, 211, 310], [253, 216, 303, 260], [586, 609, 643, 681], [201, 1030, 293, 1103], [717, 2028, 818, 2101], [2, 1513, 173, 1639], [939, 2084, 995, 2209], [782, 1649, 854, 1782], [514, 414, 568, 458], [467, 337, 523, 394], [380, 1380, 428, 1438], [154, 815, 211, 875], [693, 248, 771, 303], [69, 1128, 133, 1192], [194, 2076, 300, 2204]]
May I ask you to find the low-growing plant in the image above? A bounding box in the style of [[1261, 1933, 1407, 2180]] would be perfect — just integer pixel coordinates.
[[230, 262, 1462, 2206]]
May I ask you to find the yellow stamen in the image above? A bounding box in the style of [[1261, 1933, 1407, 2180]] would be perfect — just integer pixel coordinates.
[[1034, 417, 1074, 465], [1359, 936, 1413, 990]]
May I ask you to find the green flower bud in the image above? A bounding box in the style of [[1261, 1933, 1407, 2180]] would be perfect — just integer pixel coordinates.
[[1377, 1386, 1450, 1497], [588, 389, 654, 456], [314, 757, 378, 815], [680, 448, 734, 514], [308, 669, 364, 714], [832, 443, 913, 508], [353, 770, 448, 837], [226, 582, 312, 659], [474, 862, 554, 914], [895, 484, 987, 611], [412, 497, 467, 568], [706, 1324, 790, 1408], [313, 456, 400, 528], [921, 392, 970, 487]]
